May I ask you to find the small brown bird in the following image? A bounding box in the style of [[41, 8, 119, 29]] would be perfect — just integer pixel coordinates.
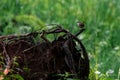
[[77, 22, 84, 28]]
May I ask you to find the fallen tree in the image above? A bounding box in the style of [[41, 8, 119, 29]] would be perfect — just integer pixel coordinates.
[[0, 24, 89, 80]]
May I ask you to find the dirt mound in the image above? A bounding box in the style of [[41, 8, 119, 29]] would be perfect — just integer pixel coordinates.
[[0, 26, 89, 80]]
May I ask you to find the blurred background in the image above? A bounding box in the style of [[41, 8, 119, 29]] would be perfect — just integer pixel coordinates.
[[0, 0, 120, 79]]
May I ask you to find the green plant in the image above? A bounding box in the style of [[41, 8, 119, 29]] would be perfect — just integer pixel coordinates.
[[55, 72, 79, 80], [4, 74, 24, 80], [0, 55, 24, 80]]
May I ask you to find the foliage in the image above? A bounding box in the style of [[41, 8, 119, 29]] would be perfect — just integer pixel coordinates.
[[0, 0, 120, 80], [0, 55, 24, 80], [55, 72, 80, 80], [4, 74, 24, 80]]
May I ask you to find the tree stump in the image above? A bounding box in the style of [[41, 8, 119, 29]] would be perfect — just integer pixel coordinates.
[[0, 26, 89, 80]]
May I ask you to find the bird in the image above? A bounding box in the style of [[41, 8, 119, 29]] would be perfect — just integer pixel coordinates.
[[77, 22, 84, 28]]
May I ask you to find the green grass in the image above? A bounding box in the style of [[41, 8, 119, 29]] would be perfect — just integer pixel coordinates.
[[0, 0, 120, 79]]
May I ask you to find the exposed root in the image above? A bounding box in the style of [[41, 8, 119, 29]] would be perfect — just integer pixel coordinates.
[[0, 26, 89, 80]]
